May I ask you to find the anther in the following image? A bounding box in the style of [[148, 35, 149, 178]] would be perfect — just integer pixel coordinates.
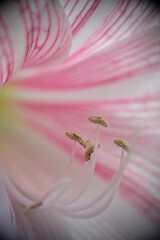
[[66, 131, 86, 148], [88, 115, 108, 127], [24, 202, 42, 214], [84, 144, 94, 161], [113, 139, 129, 152]]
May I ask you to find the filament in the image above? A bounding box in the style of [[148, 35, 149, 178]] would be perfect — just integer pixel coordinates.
[[53, 150, 125, 213], [53, 126, 139, 214], [4, 175, 33, 206], [40, 178, 71, 208], [64, 124, 100, 204], [63, 160, 90, 203], [62, 150, 124, 218], [21, 117, 139, 218], [63, 141, 76, 177]]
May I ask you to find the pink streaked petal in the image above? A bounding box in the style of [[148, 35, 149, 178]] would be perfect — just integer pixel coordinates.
[[7, 68, 160, 105], [0, 118, 69, 200], [23, 0, 72, 67], [2, 88, 160, 226], [60, 0, 159, 60], [1, 86, 160, 237], [11, 181, 160, 240], [10, 196, 72, 240], [0, 0, 72, 86], [1, 104, 159, 239], [13, 26, 160, 90], [3, 135, 160, 240], [63, 194, 159, 240]]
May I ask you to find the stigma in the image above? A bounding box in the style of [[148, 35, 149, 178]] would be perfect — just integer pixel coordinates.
[[24, 115, 130, 219]]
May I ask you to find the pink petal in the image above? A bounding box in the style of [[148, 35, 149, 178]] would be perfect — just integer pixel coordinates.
[[2, 82, 160, 227], [0, 0, 71, 86], [0, 1, 160, 239], [10, 195, 73, 240], [13, 26, 160, 90], [61, 0, 159, 60]]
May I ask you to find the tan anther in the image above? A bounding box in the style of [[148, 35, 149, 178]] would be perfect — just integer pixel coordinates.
[[113, 139, 129, 152], [24, 202, 42, 214], [88, 115, 108, 127], [66, 131, 86, 148], [84, 144, 94, 161]]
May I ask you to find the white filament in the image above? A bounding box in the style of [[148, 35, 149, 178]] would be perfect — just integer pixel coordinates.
[[64, 124, 100, 204], [15, 122, 139, 217], [53, 126, 139, 216], [63, 160, 90, 203], [63, 141, 76, 177], [40, 178, 71, 208], [5, 175, 33, 206], [53, 149, 125, 213], [60, 150, 124, 218]]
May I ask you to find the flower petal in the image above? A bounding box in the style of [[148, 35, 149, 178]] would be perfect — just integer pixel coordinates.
[[1, 81, 160, 226], [13, 25, 160, 90], [10, 160, 160, 240], [10, 195, 73, 240], [61, 0, 159, 60], [0, 1, 160, 239], [0, 0, 71, 86], [1, 81, 160, 238]]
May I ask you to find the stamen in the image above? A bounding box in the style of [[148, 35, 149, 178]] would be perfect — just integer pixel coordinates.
[[53, 151, 125, 217], [84, 144, 94, 161], [84, 143, 100, 161], [24, 178, 71, 213], [53, 126, 139, 216], [63, 160, 90, 204], [63, 141, 76, 177], [88, 115, 108, 127], [53, 152, 126, 215], [41, 178, 71, 208], [62, 174, 122, 219], [69, 141, 76, 167], [66, 131, 86, 148], [65, 124, 101, 205], [60, 175, 122, 219], [113, 139, 129, 152], [22, 116, 139, 219], [4, 175, 33, 206]]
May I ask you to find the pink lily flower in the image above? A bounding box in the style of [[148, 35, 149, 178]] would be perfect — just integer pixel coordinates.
[[0, 0, 160, 239]]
